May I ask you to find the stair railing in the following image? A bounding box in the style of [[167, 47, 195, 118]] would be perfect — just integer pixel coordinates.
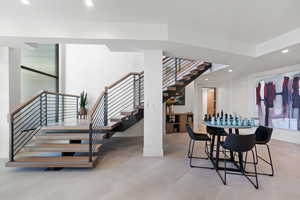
[[9, 91, 79, 162], [162, 57, 204, 90], [88, 72, 144, 162]]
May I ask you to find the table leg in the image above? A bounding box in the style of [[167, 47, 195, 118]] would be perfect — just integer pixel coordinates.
[[215, 135, 221, 170], [210, 134, 215, 160], [235, 128, 245, 172], [229, 128, 234, 161]]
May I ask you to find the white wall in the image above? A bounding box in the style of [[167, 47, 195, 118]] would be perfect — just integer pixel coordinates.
[[65, 44, 144, 108], [0, 47, 10, 158], [215, 64, 300, 144], [0, 47, 21, 158]]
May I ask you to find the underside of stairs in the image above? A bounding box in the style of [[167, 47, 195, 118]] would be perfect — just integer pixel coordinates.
[[6, 57, 211, 169]]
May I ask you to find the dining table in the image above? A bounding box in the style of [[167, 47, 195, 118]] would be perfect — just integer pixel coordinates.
[[204, 121, 255, 175]]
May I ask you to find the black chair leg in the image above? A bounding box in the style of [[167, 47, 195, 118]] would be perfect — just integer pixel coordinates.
[[248, 150, 259, 189], [252, 144, 274, 176], [189, 140, 213, 169], [240, 150, 259, 189], [189, 140, 195, 167], [266, 144, 274, 176], [187, 139, 192, 158]]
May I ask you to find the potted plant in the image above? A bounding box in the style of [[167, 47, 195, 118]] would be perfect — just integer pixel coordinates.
[[79, 91, 88, 116]]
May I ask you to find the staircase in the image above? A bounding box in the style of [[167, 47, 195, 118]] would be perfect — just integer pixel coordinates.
[[6, 57, 211, 168]]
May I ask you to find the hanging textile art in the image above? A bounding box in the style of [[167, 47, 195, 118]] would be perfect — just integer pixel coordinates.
[[256, 71, 300, 131]]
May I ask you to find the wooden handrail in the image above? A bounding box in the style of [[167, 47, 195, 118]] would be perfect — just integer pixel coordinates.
[[88, 71, 144, 122], [106, 72, 143, 90], [44, 91, 80, 98], [11, 90, 80, 117], [11, 91, 45, 116], [88, 91, 105, 120]]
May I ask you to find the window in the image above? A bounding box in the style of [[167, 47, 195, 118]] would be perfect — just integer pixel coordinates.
[[21, 44, 59, 101]]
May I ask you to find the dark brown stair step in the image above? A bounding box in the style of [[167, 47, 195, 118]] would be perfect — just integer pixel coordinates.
[[121, 110, 138, 116], [175, 81, 185, 86], [5, 156, 97, 168], [167, 86, 177, 91], [23, 143, 102, 153], [181, 75, 192, 80], [110, 115, 127, 122]]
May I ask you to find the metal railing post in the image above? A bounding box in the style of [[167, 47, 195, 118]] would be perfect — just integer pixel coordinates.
[[104, 88, 108, 126], [89, 123, 93, 162], [133, 75, 136, 109], [10, 116, 14, 162], [138, 74, 141, 106], [39, 94, 43, 126], [174, 58, 178, 82], [45, 93, 48, 126], [55, 93, 59, 122], [76, 97, 79, 119], [62, 95, 65, 122]]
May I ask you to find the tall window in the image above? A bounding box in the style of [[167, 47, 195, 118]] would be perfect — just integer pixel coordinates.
[[21, 44, 59, 101]]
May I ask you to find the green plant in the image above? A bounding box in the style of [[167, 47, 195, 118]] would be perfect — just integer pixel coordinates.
[[79, 91, 88, 108]]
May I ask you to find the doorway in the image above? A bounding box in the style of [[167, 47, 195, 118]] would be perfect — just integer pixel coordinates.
[[202, 88, 216, 117]]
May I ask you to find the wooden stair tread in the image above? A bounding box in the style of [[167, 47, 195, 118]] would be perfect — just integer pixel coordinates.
[[24, 143, 102, 152], [35, 133, 102, 140], [42, 120, 90, 131], [13, 156, 96, 162], [121, 110, 138, 116], [95, 121, 120, 130], [110, 115, 127, 122], [6, 156, 96, 168]]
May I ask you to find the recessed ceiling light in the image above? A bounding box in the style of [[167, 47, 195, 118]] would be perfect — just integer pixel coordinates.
[[281, 49, 289, 54], [204, 78, 209, 81], [84, 0, 94, 7], [21, 0, 31, 5], [228, 69, 233, 72]]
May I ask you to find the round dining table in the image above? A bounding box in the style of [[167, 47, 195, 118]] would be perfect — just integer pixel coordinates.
[[204, 122, 255, 175]]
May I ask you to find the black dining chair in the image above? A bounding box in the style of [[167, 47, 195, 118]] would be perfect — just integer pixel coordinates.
[[186, 125, 213, 169], [206, 126, 227, 156], [221, 133, 259, 189], [245, 126, 274, 176]]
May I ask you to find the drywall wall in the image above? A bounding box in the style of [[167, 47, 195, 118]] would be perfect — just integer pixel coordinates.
[[65, 44, 144, 108], [215, 64, 300, 144], [0, 47, 10, 158], [0, 47, 21, 158]]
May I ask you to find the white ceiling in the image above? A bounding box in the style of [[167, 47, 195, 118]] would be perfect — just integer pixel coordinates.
[[1, 0, 300, 44], [1, 0, 300, 84]]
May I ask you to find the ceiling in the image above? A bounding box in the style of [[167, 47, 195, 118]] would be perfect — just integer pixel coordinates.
[[1, 0, 300, 84], [1, 0, 300, 44]]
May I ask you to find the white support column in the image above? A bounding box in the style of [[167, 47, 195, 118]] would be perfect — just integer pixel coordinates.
[[143, 50, 163, 157], [8, 48, 21, 111], [0, 47, 21, 158], [0, 47, 10, 158], [193, 80, 203, 131]]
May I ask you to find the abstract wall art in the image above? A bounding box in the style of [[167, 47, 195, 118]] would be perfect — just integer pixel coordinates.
[[256, 71, 300, 131]]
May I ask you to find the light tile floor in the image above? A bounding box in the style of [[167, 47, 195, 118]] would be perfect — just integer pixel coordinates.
[[0, 133, 300, 200]]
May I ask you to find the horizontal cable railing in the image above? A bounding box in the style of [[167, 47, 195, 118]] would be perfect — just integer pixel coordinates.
[[10, 91, 79, 162], [88, 72, 144, 162], [163, 57, 204, 90]]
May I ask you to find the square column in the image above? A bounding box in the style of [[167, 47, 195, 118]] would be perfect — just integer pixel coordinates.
[[193, 80, 203, 131], [0, 47, 21, 158], [143, 50, 163, 157]]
